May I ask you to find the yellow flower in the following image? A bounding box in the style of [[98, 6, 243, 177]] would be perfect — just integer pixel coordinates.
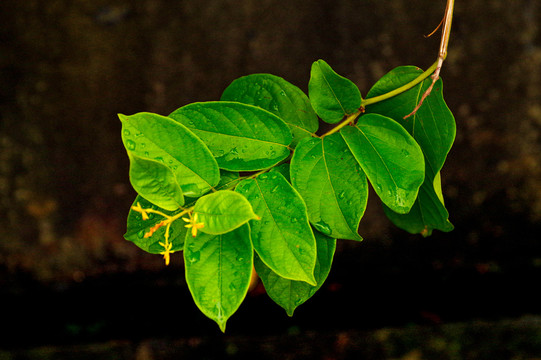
[[182, 213, 205, 237], [131, 202, 149, 220], [159, 239, 173, 266]]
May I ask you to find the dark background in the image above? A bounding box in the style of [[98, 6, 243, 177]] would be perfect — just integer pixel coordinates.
[[1, 0, 541, 358]]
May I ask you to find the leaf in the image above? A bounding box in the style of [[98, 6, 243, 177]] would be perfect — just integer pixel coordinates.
[[340, 113, 425, 214], [184, 224, 253, 332], [235, 172, 317, 285], [364, 66, 455, 234], [254, 230, 336, 316], [119, 112, 220, 198], [124, 195, 187, 254], [365, 66, 456, 176], [221, 74, 318, 147], [193, 190, 260, 235], [290, 133, 368, 241], [128, 154, 184, 211], [383, 166, 453, 236], [169, 102, 292, 171], [308, 59, 362, 124]]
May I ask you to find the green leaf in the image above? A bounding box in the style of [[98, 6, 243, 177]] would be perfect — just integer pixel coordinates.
[[119, 112, 220, 198], [308, 60, 362, 124], [383, 166, 453, 236], [124, 195, 187, 254], [365, 66, 456, 176], [290, 133, 368, 241], [128, 154, 184, 211], [221, 74, 318, 147], [364, 66, 455, 235], [184, 224, 253, 332], [236, 172, 317, 285], [169, 102, 292, 171], [254, 230, 336, 316], [194, 190, 260, 235], [340, 113, 425, 214]]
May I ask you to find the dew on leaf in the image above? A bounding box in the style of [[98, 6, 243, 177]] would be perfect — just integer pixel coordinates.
[[137, 230, 145, 239], [123, 129, 131, 136], [126, 140, 136, 151], [187, 250, 200, 264], [271, 185, 279, 193], [338, 191, 346, 199]]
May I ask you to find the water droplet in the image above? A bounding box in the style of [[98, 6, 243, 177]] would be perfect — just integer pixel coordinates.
[[271, 185, 279, 193], [269, 150, 276, 157], [271, 104, 279, 111], [155, 156, 164, 163], [140, 142, 146, 149], [123, 129, 131, 136], [236, 255, 245, 262], [401, 149, 410, 157], [313, 221, 332, 235], [229, 283, 237, 291], [338, 191, 346, 199], [279, 90, 286, 97], [187, 250, 200, 264], [137, 230, 145, 238], [290, 217, 298, 223], [259, 173, 268, 180], [396, 188, 407, 207], [126, 140, 136, 151], [144, 151, 150, 157]]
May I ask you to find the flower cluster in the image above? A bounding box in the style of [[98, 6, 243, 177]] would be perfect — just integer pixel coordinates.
[[130, 202, 204, 265]]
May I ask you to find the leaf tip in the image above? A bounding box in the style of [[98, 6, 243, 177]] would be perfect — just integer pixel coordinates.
[[117, 113, 128, 122]]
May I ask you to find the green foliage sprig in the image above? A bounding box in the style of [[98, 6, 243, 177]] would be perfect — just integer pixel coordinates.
[[119, 58, 456, 331]]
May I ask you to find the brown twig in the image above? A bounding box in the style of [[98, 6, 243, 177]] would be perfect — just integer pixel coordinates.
[[404, 0, 454, 119]]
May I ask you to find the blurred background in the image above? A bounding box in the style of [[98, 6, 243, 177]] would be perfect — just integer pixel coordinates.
[[1, 0, 541, 358]]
